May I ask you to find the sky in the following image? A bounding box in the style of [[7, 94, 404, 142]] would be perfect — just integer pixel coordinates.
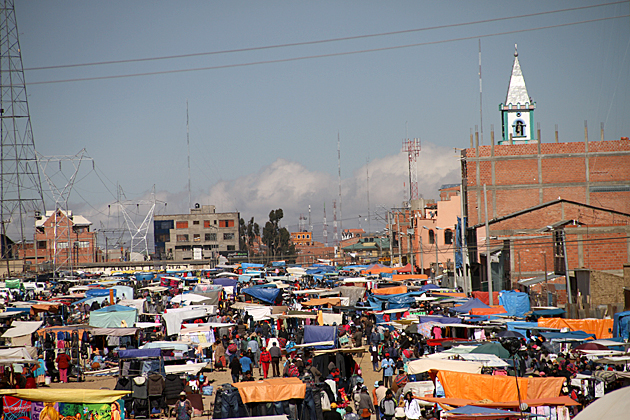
[[10, 0, 630, 246]]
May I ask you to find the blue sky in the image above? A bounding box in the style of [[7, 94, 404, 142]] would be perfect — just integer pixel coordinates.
[[14, 1, 630, 240]]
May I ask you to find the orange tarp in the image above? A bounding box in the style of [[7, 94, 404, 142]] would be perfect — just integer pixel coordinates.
[[437, 371, 565, 402], [432, 292, 467, 298], [233, 377, 305, 403], [417, 396, 580, 408], [469, 306, 507, 316], [302, 297, 341, 307], [471, 291, 501, 306], [362, 265, 393, 275], [392, 274, 428, 281], [537, 318, 613, 339], [373, 286, 407, 295]]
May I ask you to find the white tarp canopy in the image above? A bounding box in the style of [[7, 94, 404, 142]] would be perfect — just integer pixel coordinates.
[[163, 306, 216, 335], [407, 358, 483, 375], [118, 298, 146, 312], [242, 306, 272, 321], [321, 313, 343, 326], [402, 381, 435, 406], [574, 384, 630, 420], [0, 347, 37, 364], [165, 362, 207, 375], [2, 321, 42, 338], [171, 293, 213, 304]]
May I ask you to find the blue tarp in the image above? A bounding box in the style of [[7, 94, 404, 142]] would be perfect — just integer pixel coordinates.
[[530, 308, 565, 318], [271, 261, 286, 267], [303, 325, 337, 349], [94, 304, 136, 313], [367, 291, 428, 310], [448, 405, 519, 416], [119, 348, 161, 359], [306, 266, 337, 275], [498, 290, 530, 317], [420, 284, 440, 291], [241, 263, 264, 269], [613, 311, 630, 339], [213, 277, 238, 287], [451, 298, 490, 313], [135, 273, 155, 282], [242, 287, 281, 304], [86, 288, 115, 298], [455, 216, 466, 269], [540, 331, 596, 341], [89, 304, 137, 328], [506, 321, 539, 333], [418, 316, 462, 324]]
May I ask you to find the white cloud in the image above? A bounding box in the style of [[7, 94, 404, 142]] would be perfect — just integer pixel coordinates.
[[69, 141, 460, 247]]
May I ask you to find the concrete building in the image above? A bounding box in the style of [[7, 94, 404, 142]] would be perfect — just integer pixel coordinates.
[[153, 205, 239, 261]]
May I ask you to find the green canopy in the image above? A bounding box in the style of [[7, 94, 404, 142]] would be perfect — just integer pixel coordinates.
[[469, 342, 510, 359]]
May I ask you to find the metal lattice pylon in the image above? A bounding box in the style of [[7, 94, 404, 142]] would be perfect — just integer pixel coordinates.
[[402, 138, 421, 201], [0, 0, 45, 265], [37, 149, 92, 273], [117, 186, 157, 260]]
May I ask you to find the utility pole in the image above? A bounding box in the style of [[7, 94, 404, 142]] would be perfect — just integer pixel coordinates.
[[484, 184, 494, 305], [460, 184, 469, 294], [387, 211, 393, 266]]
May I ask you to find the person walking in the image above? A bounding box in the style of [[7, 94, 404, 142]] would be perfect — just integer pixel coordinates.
[[356, 386, 375, 419], [175, 392, 193, 420], [56, 350, 71, 383], [402, 392, 421, 420], [381, 353, 394, 388], [269, 342, 282, 377], [379, 390, 397, 420], [259, 347, 272, 379], [229, 353, 242, 383]]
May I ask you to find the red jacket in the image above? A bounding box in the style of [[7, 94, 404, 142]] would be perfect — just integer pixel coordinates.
[[56, 353, 71, 369]]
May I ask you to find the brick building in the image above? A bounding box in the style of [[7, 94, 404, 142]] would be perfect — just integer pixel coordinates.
[[19, 209, 97, 268], [153, 205, 239, 261], [461, 49, 630, 291]]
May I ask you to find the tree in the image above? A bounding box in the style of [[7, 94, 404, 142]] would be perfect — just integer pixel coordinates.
[[239, 217, 260, 255], [261, 209, 295, 261]]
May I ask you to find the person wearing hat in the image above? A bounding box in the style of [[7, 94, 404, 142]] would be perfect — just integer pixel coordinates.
[[176, 392, 192, 420], [357, 386, 375, 419], [381, 353, 395, 388], [324, 403, 342, 420]]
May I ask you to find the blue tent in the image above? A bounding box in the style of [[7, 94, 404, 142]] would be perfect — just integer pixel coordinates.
[[303, 325, 337, 349], [451, 298, 490, 313], [613, 311, 630, 339], [86, 288, 114, 298], [530, 308, 565, 318], [242, 287, 281, 304], [540, 331, 595, 341], [213, 277, 238, 287], [89, 304, 137, 328], [119, 348, 161, 359], [420, 284, 441, 291], [447, 405, 520, 417], [499, 290, 530, 317], [418, 316, 462, 324], [241, 263, 264, 270]]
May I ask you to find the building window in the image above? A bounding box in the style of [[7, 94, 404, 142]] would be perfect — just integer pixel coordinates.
[[219, 219, 235, 228], [223, 233, 234, 240], [193, 234, 201, 242], [37, 241, 47, 249], [193, 220, 200, 225], [227, 245, 236, 251], [205, 233, 217, 241], [176, 234, 189, 242], [444, 229, 453, 245], [156, 220, 173, 230], [428, 230, 435, 244], [203, 244, 218, 250], [176, 221, 188, 229], [57, 242, 69, 249], [156, 233, 170, 243], [204, 220, 211, 228], [76, 241, 90, 248]]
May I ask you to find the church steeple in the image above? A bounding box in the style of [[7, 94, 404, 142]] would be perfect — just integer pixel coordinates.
[[499, 45, 536, 144]]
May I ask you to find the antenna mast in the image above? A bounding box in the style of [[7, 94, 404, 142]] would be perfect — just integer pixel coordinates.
[[337, 132, 342, 235], [186, 100, 191, 210], [479, 39, 484, 145], [366, 157, 371, 233], [402, 138, 421, 201], [323, 203, 328, 247]]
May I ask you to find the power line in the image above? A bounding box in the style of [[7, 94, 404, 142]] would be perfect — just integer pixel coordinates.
[[26, 14, 629, 86], [24, 2, 625, 72]]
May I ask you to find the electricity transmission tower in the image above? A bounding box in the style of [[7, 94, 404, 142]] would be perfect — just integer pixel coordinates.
[[37, 149, 93, 273], [0, 0, 45, 272], [116, 186, 159, 261]]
